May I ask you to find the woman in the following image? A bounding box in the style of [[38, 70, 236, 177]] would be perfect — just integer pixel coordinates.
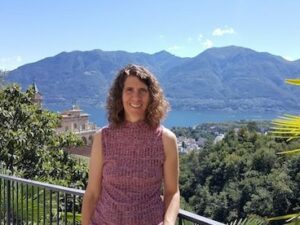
[[81, 64, 180, 225]]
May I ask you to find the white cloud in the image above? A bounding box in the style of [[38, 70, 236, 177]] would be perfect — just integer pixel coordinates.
[[212, 26, 235, 36], [202, 39, 213, 49]]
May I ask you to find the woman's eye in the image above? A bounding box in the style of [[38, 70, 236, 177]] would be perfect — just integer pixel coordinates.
[[140, 89, 148, 94], [126, 88, 133, 93]]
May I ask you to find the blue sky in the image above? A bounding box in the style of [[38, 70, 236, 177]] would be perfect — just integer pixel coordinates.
[[1, 0, 299, 70]]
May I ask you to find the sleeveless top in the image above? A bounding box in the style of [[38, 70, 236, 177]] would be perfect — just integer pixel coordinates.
[[91, 121, 165, 225]]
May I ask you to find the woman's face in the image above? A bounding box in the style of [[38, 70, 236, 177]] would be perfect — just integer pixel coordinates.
[[122, 76, 150, 123]]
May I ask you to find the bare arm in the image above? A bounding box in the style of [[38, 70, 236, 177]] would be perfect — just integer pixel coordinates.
[[162, 128, 180, 225], [81, 130, 104, 225]]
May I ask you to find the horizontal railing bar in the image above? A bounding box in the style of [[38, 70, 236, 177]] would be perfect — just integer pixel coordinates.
[[178, 209, 225, 225], [0, 173, 225, 225], [0, 174, 85, 196]]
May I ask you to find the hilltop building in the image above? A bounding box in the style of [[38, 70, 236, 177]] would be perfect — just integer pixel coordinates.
[[32, 82, 43, 107], [30, 83, 96, 155], [56, 105, 98, 146]]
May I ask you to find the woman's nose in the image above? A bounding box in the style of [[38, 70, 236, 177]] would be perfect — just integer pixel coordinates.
[[132, 90, 141, 98]]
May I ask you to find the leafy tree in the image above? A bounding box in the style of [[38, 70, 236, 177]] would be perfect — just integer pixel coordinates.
[[247, 121, 259, 132], [179, 126, 300, 223], [0, 84, 88, 188]]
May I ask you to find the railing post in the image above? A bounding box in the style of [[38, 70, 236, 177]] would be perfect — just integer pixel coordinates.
[[6, 179, 11, 225], [179, 217, 183, 225]]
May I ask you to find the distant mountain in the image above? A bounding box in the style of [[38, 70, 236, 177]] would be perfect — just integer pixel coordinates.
[[6, 50, 186, 110], [6, 46, 300, 113], [163, 46, 300, 112]]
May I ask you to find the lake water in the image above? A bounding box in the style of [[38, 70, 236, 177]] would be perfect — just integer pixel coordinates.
[[80, 107, 279, 128]]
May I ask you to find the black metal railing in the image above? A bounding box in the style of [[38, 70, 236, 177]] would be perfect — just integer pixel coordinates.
[[0, 174, 224, 225], [0, 174, 84, 225]]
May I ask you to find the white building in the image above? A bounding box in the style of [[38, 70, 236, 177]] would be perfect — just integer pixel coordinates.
[[177, 136, 203, 153], [213, 134, 225, 145], [56, 105, 98, 145]]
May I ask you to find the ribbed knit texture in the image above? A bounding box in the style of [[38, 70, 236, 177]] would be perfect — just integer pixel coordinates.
[[91, 121, 165, 225]]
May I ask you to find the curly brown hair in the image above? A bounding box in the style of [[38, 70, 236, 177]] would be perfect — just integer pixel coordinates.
[[106, 64, 170, 127]]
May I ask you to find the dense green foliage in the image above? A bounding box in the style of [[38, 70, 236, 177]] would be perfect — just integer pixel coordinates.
[[0, 84, 88, 189], [179, 125, 300, 223]]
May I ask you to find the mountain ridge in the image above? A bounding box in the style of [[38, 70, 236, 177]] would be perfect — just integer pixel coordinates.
[[5, 46, 300, 113]]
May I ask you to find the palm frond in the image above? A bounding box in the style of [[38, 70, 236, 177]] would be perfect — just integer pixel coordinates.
[[269, 212, 300, 225], [268, 213, 300, 221], [285, 79, 300, 86], [276, 149, 300, 155], [228, 216, 269, 225], [270, 114, 300, 140], [284, 221, 300, 225]]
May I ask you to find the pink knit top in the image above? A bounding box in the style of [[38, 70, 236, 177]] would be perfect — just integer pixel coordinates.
[[91, 121, 165, 225]]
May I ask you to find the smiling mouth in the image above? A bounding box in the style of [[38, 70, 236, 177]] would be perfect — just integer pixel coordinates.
[[129, 103, 142, 108]]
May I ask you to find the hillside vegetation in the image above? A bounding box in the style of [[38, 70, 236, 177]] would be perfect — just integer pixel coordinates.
[[179, 125, 300, 223]]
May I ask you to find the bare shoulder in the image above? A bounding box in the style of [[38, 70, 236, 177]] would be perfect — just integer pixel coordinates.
[[85, 128, 104, 196], [162, 127, 177, 154], [90, 128, 103, 157], [162, 127, 177, 142], [94, 128, 103, 137], [92, 127, 106, 144]]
